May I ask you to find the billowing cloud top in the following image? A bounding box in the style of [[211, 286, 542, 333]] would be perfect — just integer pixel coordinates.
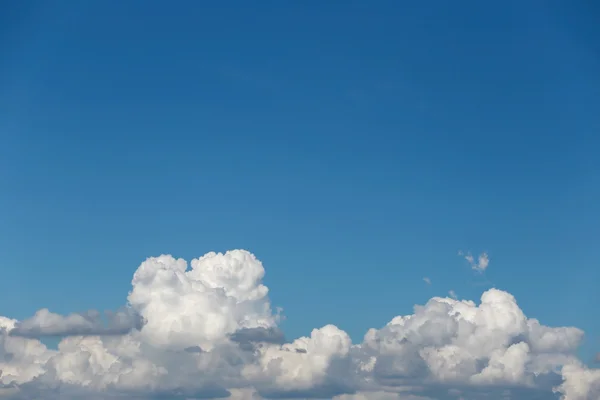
[[0, 250, 598, 399]]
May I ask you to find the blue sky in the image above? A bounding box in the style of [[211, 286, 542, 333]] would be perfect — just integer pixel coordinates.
[[1, 2, 599, 396]]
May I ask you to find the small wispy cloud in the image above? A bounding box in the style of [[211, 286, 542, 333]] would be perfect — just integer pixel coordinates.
[[459, 250, 489, 273], [448, 290, 458, 299], [423, 277, 431, 285]]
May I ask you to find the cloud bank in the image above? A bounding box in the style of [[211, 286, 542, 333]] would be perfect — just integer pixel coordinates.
[[0, 250, 598, 399]]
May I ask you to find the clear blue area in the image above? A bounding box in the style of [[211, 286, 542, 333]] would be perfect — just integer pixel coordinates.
[[1, 1, 599, 363]]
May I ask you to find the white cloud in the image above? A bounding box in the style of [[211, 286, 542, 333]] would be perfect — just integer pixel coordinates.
[[242, 324, 352, 395], [423, 277, 431, 285], [553, 362, 600, 400], [0, 249, 597, 399], [127, 251, 278, 352]]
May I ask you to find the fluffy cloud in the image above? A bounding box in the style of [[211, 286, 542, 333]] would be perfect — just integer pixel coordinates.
[[127, 251, 278, 351], [554, 362, 600, 400], [0, 249, 598, 400]]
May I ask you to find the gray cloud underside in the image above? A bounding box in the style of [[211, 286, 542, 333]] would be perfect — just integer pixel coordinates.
[[8, 308, 144, 338]]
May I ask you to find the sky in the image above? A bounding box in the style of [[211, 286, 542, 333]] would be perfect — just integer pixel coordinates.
[[1, 1, 599, 399]]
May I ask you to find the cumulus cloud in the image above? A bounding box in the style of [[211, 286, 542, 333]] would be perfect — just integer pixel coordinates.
[[0, 249, 598, 400], [127, 251, 277, 352], [460, 251, 490, 273], [554, 362, 600, 400]]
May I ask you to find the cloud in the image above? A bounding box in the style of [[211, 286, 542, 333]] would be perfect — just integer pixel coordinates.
[[229, 327, 286, 345], [460, 251, 490, 273], [184, 345, 204, 353], [553, 362, 600, 400], [0, 249, 598, 399], [334, 391, 432, 400], [127, 251, 277, 352], [423, 277, 431, 285], [8, 308, 144, 338], [0, 387, 19, 398], [448, 290, 457, 299]]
